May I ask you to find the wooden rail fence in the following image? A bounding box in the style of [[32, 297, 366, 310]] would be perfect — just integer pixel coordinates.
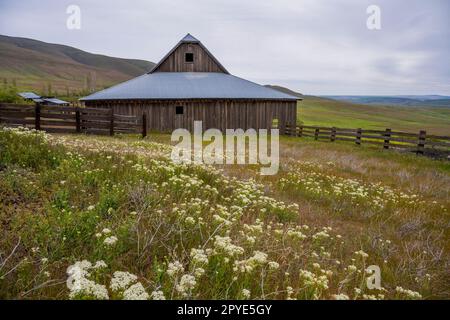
[[286, 124, 450, 156], [0, 104, 147, 137]]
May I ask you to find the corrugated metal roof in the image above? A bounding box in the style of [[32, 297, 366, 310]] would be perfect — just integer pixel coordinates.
[[18, 92, 41, 99], [80, 72, 299, 101], [43, 98, 69, 105], [181, 33, 199, 42]]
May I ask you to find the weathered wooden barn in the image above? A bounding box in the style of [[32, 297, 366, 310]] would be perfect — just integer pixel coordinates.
[[80, 34, 299, 132]]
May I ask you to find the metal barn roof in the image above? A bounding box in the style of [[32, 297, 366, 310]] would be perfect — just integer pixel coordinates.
[[80, 72, 299, 101], [18, 92, 41, 99], [43, 98, 69, 105]]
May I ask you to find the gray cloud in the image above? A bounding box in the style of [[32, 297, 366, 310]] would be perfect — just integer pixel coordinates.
[[0, 0, 449, 95]]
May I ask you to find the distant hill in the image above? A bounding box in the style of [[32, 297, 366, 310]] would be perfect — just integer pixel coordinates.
[[298, 95, 450, 135], [264, 85, 303, 98], [324, 95, 450, 108], [0, 34, 155, 95]]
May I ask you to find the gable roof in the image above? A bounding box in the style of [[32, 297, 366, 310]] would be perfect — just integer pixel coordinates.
[[181, 33, 200, 42], [80, 72, 299, 101], [149, 33, 229, 74]]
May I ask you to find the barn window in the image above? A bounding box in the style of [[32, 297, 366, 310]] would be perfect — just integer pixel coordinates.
[[176, 106, 184, 115], [185, 52, 194, 63]]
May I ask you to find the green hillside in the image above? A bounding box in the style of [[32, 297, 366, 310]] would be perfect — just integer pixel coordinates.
[[0, 34, 155, 95], [298, 96, 450, 135]]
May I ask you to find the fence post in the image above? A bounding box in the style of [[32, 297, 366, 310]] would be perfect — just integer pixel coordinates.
[[355, 128, 362, 145], [331, 127, 336, 142], [109, 108, 114, 136], [298, 125, 303, 137], [75, 109, 81, 133], [35, 104, 41, 130], [417, 130, 426, 155], [314, 128, 319, 140], [142, 113, 147, 138], [383, 128, 391, 149]]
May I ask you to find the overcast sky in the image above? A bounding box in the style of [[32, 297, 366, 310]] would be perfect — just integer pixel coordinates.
[[0, 0, 449, 95]]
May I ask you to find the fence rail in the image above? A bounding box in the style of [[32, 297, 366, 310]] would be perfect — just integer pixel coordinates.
[[0, 103, 147, 137], [286, 124, 450, 156]]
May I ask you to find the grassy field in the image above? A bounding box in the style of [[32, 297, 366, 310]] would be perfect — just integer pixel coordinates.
[[298, 96, 450, 135], [0, 128, 448, 300]]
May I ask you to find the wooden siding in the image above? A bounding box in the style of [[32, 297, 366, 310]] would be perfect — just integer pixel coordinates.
[[84, 100, 297, 134], [153, 43, 225, 73]]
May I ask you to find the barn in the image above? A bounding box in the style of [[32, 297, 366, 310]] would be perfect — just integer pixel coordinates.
[[80, 34, 299, 133]]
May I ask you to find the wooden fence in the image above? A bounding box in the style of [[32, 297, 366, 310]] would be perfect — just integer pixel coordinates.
[[286, 124, 450, 156], [0, 103, 147, 137]]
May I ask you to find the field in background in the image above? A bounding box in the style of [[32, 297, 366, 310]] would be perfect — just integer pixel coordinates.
[[0, 129, 448, 300], [297, 96, 450, 136]]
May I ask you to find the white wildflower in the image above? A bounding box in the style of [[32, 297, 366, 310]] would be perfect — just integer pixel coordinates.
[[123, 282, 149, 300], [110, 271, 138, 291], [167, 261, 184, 277], [151, 290, 166, 300], [190, 248, 208, 265], [103, 236, 118, 246], [395, 286, 422, 299], [93, 260, 107, 269], [241, 289, 251, 299], [333, 293, 350, 300], [176, 274, 197, 296]]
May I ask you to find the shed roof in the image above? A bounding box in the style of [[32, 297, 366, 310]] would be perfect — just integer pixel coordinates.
[[80, 72, 299, 101], [43, 98, 69, 105], [18, 92, 41, 99]]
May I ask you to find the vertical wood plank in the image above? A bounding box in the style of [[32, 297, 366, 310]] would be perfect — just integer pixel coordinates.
[[383, 128, 391, 149], [142, 113, 147, 138], [109, 108, 114, 136], [35, 104, 41, 130], [75, 109, 81, 133], [356, 128, 362, 145], [417, 130, 426, 155]]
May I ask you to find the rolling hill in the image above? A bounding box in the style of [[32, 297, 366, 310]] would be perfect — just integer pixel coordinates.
[[264, 85, 303, 98], [262, 85, 450, 135], [297, 95, 450, 135], [0, 34, 155, 95], [324, 95, 450, 108]]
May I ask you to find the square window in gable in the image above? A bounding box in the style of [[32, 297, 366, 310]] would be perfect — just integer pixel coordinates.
[[176, 106, 184, 115], [185, 52, 194, 63]]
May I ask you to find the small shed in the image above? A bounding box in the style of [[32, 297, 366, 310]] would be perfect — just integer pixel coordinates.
[[80, 34, 299, 133], [18, 92, 69, 106]]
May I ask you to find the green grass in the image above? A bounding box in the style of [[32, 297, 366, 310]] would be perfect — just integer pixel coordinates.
[[298, 96, 450, 135]]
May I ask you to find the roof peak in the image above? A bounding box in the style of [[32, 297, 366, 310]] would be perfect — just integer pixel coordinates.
[[181, 33, 200, 42]]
